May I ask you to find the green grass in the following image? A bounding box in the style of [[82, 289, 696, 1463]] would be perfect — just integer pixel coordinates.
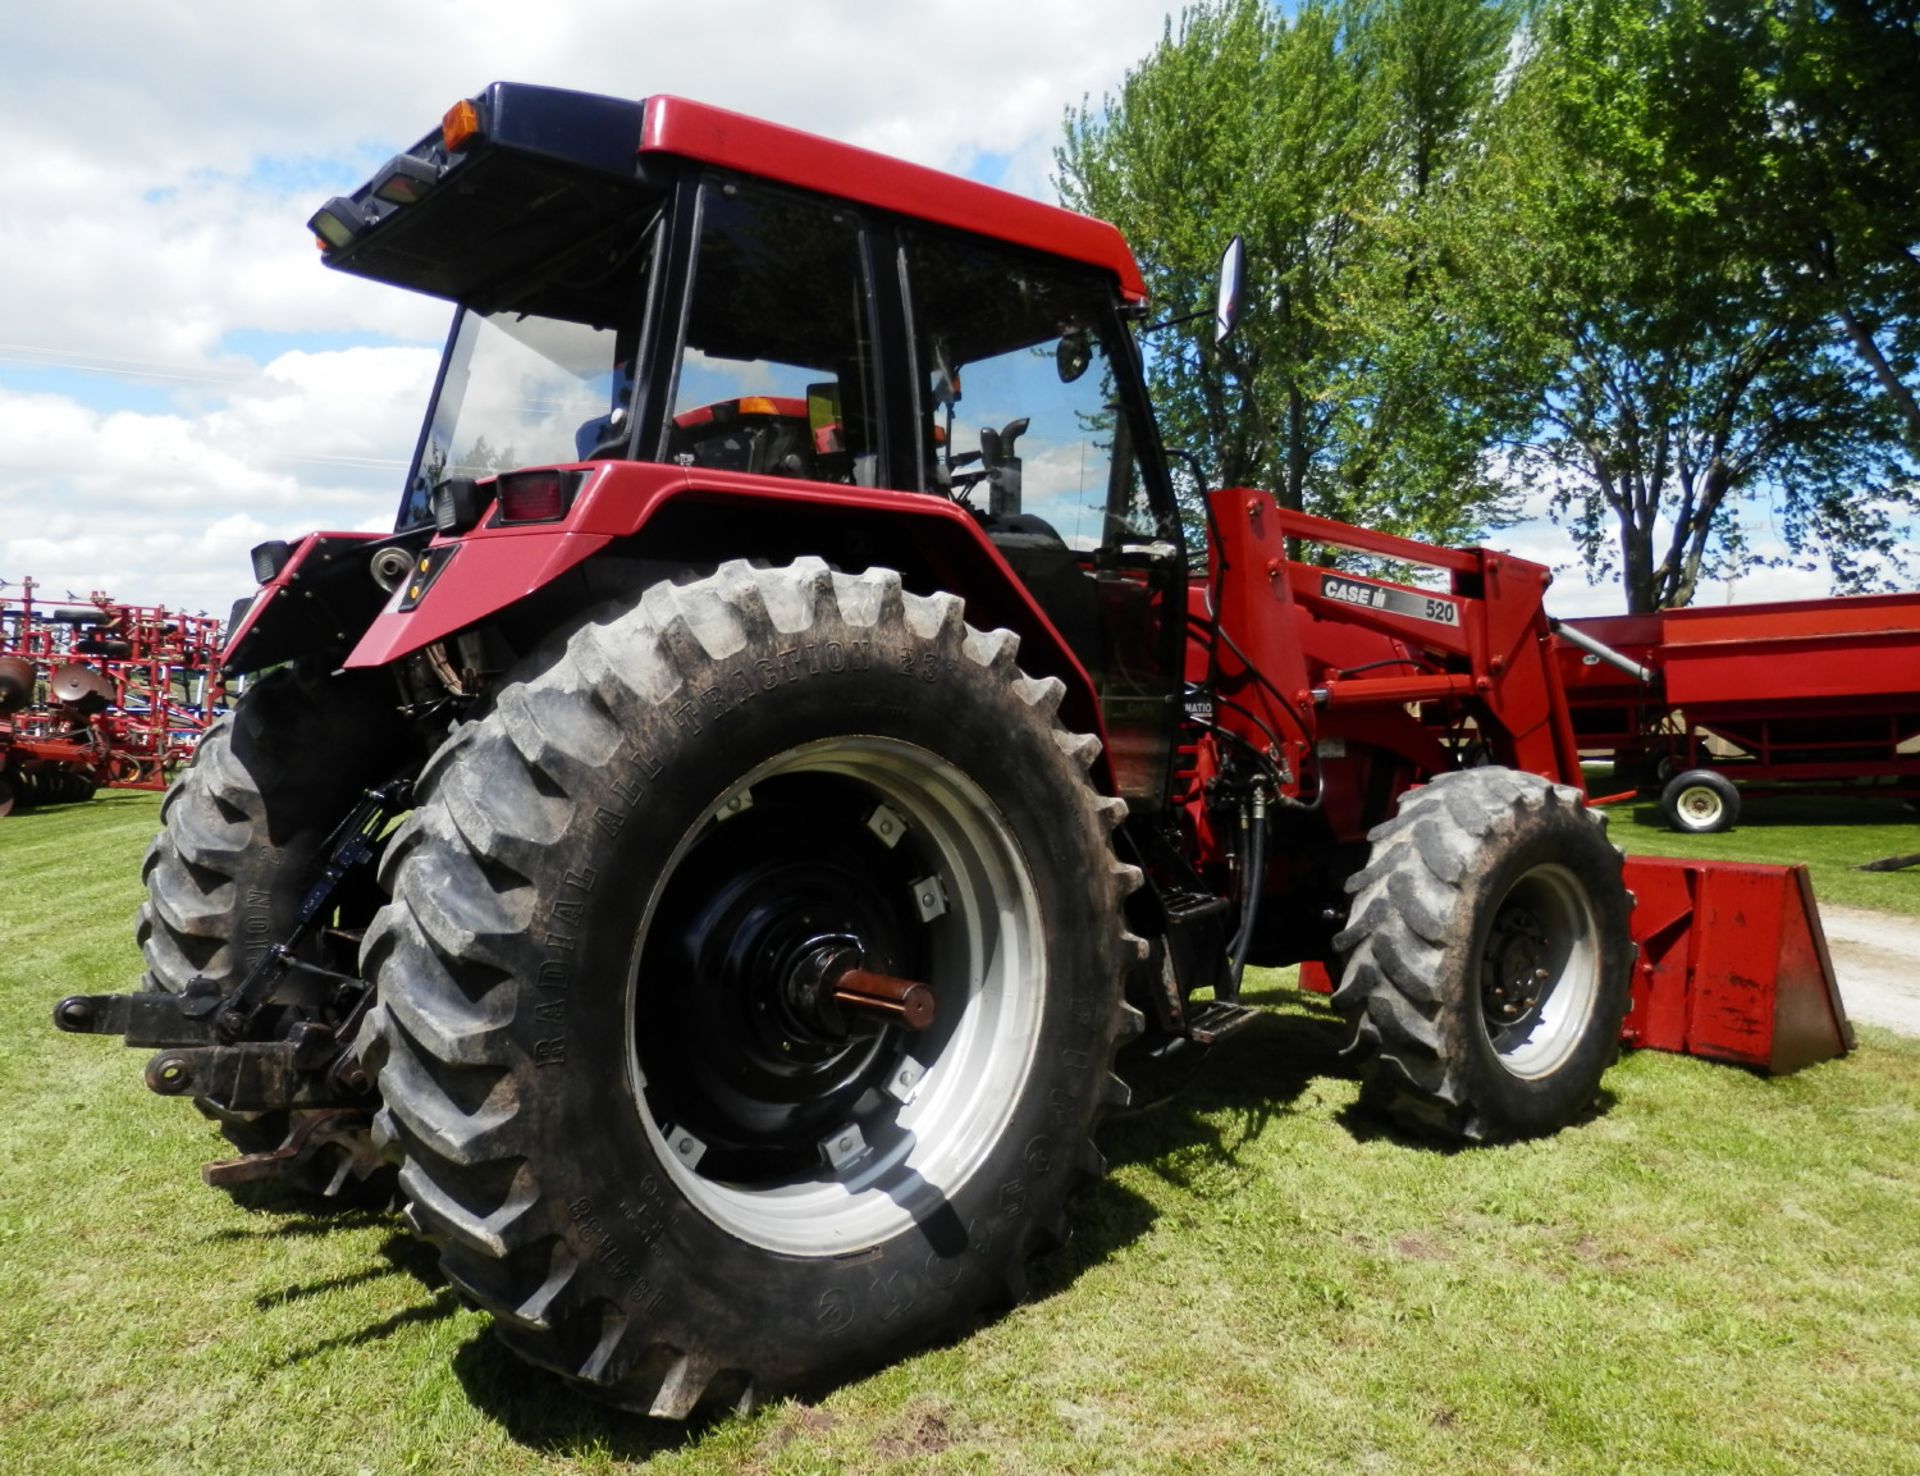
[[3, 792, 1918, 1474], [1603, 788, 1920, 916]]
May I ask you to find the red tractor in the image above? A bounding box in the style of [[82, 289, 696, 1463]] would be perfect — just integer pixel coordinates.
[[57, 85, 1847, 1418]]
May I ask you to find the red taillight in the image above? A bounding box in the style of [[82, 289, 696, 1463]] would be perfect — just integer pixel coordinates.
[[495, 471, 576, 524]]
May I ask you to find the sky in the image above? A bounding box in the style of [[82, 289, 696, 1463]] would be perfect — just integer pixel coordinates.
[[0, 0, 1863, 620]]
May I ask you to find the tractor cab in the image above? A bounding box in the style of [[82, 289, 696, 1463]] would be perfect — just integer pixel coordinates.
[[312, 83, 1189, 802]]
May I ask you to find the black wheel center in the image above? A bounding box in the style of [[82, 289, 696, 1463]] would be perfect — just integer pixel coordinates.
[[780, 937, 862, 1040], [1482, 902, 1553, 1034], [634, 775, 927, 1179]]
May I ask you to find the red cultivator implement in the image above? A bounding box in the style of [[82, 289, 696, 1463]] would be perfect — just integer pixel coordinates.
[[0, 577, 227, 814]]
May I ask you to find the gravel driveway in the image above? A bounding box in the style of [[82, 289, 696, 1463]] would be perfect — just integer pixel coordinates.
[[1819, 904, 1920, 1037]]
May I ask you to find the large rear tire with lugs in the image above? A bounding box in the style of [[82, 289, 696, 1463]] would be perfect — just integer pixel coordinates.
[[358, 559, 1143, 1419], [137, 665, 411, 1201], [1332, 767, 1632, 1143]]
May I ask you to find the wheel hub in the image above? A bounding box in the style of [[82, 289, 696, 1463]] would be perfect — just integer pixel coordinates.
[[639, 788, 920, 1172], [1482, 902, 1554, 1034], [1476, 863, 1603, 1079], [625, 736, 1047, 1256], [784, 938, 937, 1036]]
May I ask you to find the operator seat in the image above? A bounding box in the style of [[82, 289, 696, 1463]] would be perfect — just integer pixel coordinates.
[[979, 511, 1102, 666]]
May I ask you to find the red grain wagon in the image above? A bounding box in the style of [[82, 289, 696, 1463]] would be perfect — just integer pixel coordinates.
[[1556, 591, 1920, 830]]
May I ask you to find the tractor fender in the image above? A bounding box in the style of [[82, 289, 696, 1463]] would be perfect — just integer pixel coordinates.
[[222, 530, 399, 677], [342, 460, 1113, 784]]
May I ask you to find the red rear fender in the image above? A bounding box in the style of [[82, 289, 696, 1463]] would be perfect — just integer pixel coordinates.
[[343, 461, 1112, 783]]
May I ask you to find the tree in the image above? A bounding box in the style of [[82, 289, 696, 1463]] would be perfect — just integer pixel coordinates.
[[1056, 0, 1529, 548], [1657, 1, 1920, 447], [1481, 0, 1916, 611]]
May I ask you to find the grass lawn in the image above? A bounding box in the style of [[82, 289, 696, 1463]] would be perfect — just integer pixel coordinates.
[[1599, 785, 1920, 917], [2, 791, 1917, 1475]]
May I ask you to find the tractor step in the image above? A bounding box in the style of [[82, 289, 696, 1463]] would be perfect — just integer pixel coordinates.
[[1163, 890, 1231, 925], [1185, 1000, 1261, 1046]]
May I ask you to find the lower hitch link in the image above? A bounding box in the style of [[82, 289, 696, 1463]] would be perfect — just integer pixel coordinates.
[[52, 778, 411, 1127]]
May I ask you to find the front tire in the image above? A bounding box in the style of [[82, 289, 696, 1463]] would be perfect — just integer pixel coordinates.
[[1333, 767, 1632, 1142], [359, 559, 1142, 1417]]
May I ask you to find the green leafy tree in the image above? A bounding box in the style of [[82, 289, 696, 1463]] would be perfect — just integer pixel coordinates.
[[1481, 0, 1915, 611], [1654, 1, 1920, 447], [1057, 0, 1529, 548]]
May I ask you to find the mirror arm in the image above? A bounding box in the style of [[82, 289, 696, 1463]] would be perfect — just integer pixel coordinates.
[[1139, 306, 1211, 336]]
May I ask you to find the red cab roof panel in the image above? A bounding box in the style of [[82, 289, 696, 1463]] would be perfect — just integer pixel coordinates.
[[641, 95, 1148, 306]]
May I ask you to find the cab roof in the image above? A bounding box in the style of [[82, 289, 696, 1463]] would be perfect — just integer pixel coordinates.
[[640, 95, 1147, 305], [314, 83, 1148, 309]]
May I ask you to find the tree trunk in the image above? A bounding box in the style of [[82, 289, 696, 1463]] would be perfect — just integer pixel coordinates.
[[1283, 380, 1308, 513], [1836, 300, 1920, 446]]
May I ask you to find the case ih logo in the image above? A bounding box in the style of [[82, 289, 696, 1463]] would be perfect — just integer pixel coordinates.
[[1321, 576, 1386, 610], [1319, 575, 1460, 626]]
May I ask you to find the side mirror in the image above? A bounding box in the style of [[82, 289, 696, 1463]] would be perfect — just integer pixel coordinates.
[[1056, 330, 1092, 384], [1214, 234, 1245, 345]]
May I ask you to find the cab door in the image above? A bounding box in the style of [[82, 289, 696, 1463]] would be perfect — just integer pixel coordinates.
[[895, 227, 1188, 810]]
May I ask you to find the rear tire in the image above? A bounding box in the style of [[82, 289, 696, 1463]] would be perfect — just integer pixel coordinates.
[[137, 666, 410, 1202], [359, 559, 1143, 1417], [1660, 769, 1739, 833], [1333, 768, 1632, 1142]]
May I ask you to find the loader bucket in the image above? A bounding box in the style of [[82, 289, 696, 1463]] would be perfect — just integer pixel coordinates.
[[1621, 857, 1853, 1074]]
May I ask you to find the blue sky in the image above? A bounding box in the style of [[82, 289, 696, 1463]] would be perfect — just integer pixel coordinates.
[[0, 0, 1878, 618]]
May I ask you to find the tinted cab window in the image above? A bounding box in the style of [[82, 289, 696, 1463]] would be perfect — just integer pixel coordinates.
[[667, 180, 880, 486]]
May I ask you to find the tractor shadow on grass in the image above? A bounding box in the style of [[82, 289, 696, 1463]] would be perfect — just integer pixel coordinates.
[[1333, 1084, 1621, 1152], [1102, 998, 1355, 1169], [229, 1224, 462, 1368], [304, 994, 1597, 1459], [445, 998, 1439, 1460], [450, 1338, 711, 1465]]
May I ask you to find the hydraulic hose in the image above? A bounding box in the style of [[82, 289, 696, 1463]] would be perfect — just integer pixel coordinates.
[[1223, 787, 1269, 1002]]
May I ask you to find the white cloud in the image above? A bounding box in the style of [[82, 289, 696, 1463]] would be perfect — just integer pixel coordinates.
[[0, 344, 435, 611], [0, 1, 1172, 371], [0, 1, 1175, 608]]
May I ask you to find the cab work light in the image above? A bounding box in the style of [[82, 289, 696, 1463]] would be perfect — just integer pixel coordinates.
[[496, 471, 580, 524], [308, 196, 369, 250], [249, 539, 293, 584], [442, 98, 482, 153], [371, 153, 441, 206]]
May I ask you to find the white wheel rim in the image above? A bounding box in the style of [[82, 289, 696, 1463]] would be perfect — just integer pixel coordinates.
[[625, 735, 1044, 1255], [1678, 786, 1723, 828], [1480, 862, 1601, 1080]]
